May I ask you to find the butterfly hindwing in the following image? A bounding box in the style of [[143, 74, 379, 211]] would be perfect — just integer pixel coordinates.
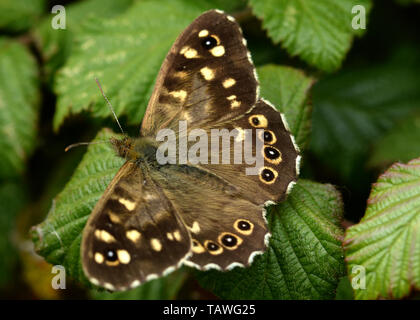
[[141, 10, 258, 135], [192, 98, 300, 205], [149, 163, 269, 270], [81, 162, 191, 291]]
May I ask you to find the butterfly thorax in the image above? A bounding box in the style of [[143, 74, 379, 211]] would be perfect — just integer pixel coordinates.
[[111, 136, 157, 164]]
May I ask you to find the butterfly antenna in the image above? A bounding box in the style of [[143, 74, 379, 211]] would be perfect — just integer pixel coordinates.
[[64, 140, 109, 152], [95, 78, 125, 135]]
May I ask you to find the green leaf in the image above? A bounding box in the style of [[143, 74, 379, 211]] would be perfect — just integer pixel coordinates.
[[0, 181, 27, 288], [310, 46, 420, 184], [344, 158, 420, 299], [33, 0, 134, 86], [0, 38, 40, 178], [368, 113, 420, 169], [31, 128, 124, 287], [258, 64, 314, 151], [249, 0, 372, 72], [0, 0, 45, 32], [196, 180, 345, 299], [335, 276, 354, 300], [91, 269, 188, 300], [52, 0, 244, 130]]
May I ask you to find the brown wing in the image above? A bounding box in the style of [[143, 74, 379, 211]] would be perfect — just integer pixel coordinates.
[[185, 99, 301, 205], [141, 9, 258, 136], [81, 162, 191, 291], [149, 163, 269, 270]]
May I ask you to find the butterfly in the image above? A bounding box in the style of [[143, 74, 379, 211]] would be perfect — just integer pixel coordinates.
[[81, 9, 300, 291]]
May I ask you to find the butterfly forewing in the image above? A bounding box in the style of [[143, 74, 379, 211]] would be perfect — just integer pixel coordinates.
[[141, 10, 258, 136], [82, 162, 191, 291]]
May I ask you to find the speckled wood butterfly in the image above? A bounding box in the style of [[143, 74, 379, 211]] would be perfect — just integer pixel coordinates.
[[81, 9, 300, 291]]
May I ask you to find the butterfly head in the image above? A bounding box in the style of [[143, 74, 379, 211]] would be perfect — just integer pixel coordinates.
[[111, 136, 158, 164], [110, 136, 136, 160]]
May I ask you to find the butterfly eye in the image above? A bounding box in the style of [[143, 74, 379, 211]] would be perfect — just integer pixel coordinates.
[[205, 240, 224, 255], [263, 146, 282, 165], [234, 219, 254, 236], [260, 167, 278, 184], [201, 36, 218, 50], [105, 249, 118, 262], [264, 131, 272, 141], [221, 234, 237, 247], [218, 232, 243, 250], [264, 146, 280, 160], [238, 220, 251, 231], [206, 241, 220, 251], [249, 114, 268, 128], [263, 130, 276, 144]]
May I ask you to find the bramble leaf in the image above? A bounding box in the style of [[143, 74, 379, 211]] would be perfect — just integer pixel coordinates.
[[345, 158, 420, 299], [0, 0, 45, 32], [310, 46, 420, 184], [249, 0, 372, 72], [258, 64, 314, 150], [368, 113, 420, 168], [0, 38, 40, 178], [33, 0, 134, 86]]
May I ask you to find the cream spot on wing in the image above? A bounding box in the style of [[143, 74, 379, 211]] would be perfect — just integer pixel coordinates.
[[95, 229, 116, 243], [169, 90, 187, 102], [227, 95, 236, 100], [151, 238, 162, 251], [227, 15, 235, 22], [210, 45, 225, 57], [231, 100, 241, 108], [94, 252, 104, 264], [108, 212, 121, 224], [130, 280, 140, 288], [184, 48, 198, 59], [117, 250, 131, 264], [242, 38, 247, 46], [180, 46, 188, 54], [200, 67, 215, 80], [167, 232, 174, 241], [146, 274, 158, 281], [198, 29, 209, 37], [189, 221, 200, 234], [173, 230, 182, 241], [126, 229, 141, 243], [247, 51, 253, 64], [118, 198, 136, 211], [163, 266, 175, 276], [223, 78, 236, 88], [90, 278, 100, 286], [104, 283, 115, 291], [192, 240, 205, 254]]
